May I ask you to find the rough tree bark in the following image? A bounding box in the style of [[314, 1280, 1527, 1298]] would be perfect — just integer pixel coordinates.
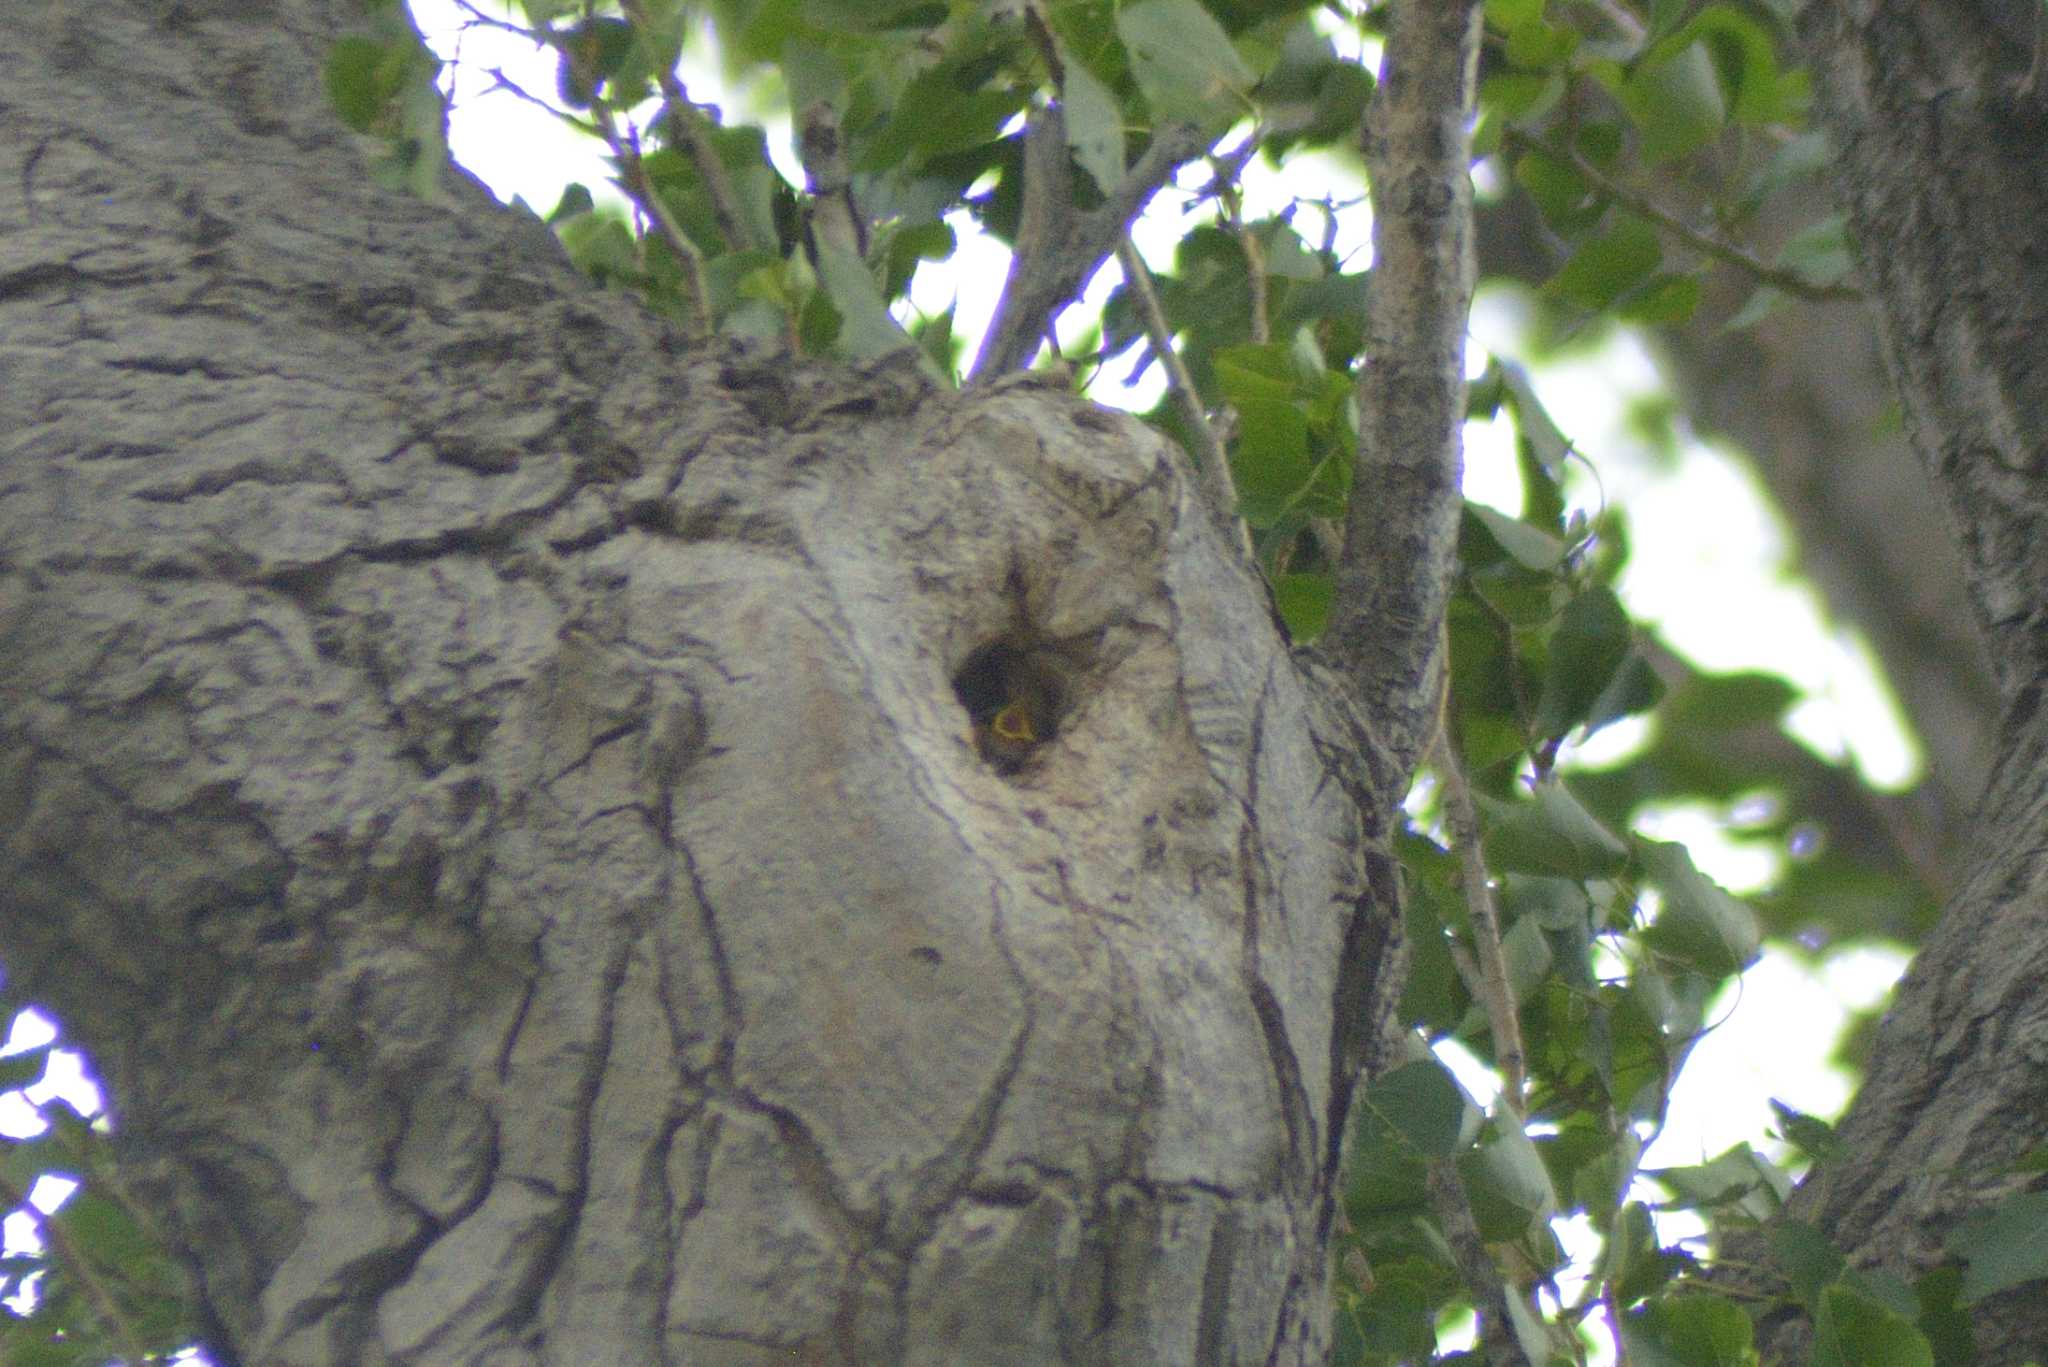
[[1751, 2, 2048, 1361], [0, 3, 1435, 1363]]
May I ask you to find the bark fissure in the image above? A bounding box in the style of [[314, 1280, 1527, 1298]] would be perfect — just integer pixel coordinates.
[[1764, 4, 2048, 1359]]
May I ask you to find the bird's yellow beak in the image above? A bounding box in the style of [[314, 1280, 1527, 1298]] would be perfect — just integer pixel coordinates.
[[990, 701, 1037, 746]]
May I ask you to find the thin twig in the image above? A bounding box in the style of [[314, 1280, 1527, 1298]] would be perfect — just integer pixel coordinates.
[[477, 64, 597, 139], [1426, 1156, 1533, 1366], [1114, 238, 1247, 548], [451, 0, 541, 43], [0, 1168, 148, 1365], [618, 0, 764, 256], [1500, 127, 1860, 303], [592, 103, 714, 336], [1215, 175, 1270, 344], [1435, 727, 1528, 1113]]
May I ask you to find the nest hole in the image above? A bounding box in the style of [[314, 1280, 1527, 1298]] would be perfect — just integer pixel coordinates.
[[952, 637, 1074, 774]]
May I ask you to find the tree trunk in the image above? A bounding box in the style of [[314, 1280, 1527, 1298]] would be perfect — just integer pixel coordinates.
[[0, 3, 1407, 1363], [1758, 2, 2048, 1361]]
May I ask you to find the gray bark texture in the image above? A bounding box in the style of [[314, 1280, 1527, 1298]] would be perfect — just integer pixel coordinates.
[[1329, 0, 1481, 780], [0, 2, 1411, 1364], [1753, 1, 2048, 1361]]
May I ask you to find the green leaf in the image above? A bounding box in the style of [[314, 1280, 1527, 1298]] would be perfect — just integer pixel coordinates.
[[1297, 61, 1374, 151], [1949, 1189, 2048, 1304], [326, 37, 398, 133], [1508, 875, 1591, 933], [1618, 273, 1704, 325], [558, 211, 642, 285], [1367, 1059, 1479, 1159], [1481, 780, 1631, 880], [1724, 284, 1787, 331], [810, 240, 917, 362], [778, 40, 845, 127], [1769, 1099, 1842, 1166], [1399, 868, 1467, 1036], [1460, 1119, 1559, 1239], [1466, 504, 1568, 571], [1583, 649, 1665, 735], [878, 219, 956, 302], [52, 1190, 157, 1268], [1911, 1266, 1977, 1367], [1549, 219, 1663, 312], [1621, 40, 1726, 164], [1535, 585, 1633, 740], [1744, 130, 1833, 205], [1485, 0, 1545, 30], [0, 1051, 48, 1091], [1, 1317, 110, 1367], [1483, 71, 1564, 121], [1515, 149, 1603, 234], [1846, 1266, 1921, 1320], [547, 182, 596, 224], [1813, 1284, 1935, 1367], [1667, 3, 1800, 125], [1503, 12, 1579, 67], [1498, 914, 1555, 1003], [2012, 1144, 2048, 1174], [1230, 397, 1314, 527], [912, 299, 959, 378], [1651, 1143, 1790, 1222], [1274, 572, 1331, 641], [1608, 1201, 1694, 1305], [861, 78, 1027, 173], [1214, 343, 1300, 405], [1341, 1254, 1462, 1359], [1116, 0, 1255, 129], [1619, 1294, 1755, 1366], [1640, 841, 1761, 976], [1771, 1219, 1847, 1304], [642, 124, 784, 257], [1777, 212, 1855, 289], [1662, 669, 1797, 731], [1063, 59, 1125, 195]]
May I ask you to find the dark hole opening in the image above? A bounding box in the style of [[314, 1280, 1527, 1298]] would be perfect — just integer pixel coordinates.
[[952, 639, 1068, 773]]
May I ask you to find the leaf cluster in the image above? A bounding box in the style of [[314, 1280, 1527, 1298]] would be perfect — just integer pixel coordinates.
[[0, 1001, 199, 1366]]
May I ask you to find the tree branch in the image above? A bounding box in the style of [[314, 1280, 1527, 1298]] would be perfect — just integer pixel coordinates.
[[1426, 1156, 1533, 1366], [616, 0, 765, 258], [1113, 237, 1244, 545], [591, 102, 713, 336], [1500, 127, 1859, 304], [1435, 728, 1528, 1111], [968, 117, 1216, 383], [1325, 0, 1484, 781]]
